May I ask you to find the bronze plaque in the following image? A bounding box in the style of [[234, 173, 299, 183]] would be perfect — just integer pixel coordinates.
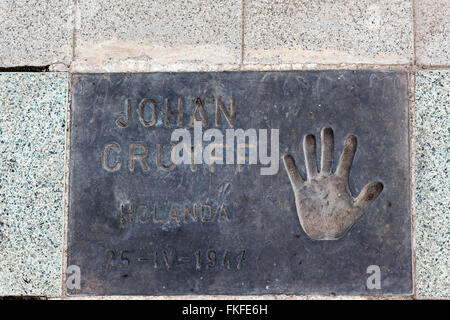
[[68, 71, 412, 295]]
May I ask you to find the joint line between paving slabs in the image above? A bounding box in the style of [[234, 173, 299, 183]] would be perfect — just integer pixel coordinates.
[[71, 0, 78, 64], [408, 69, 417, 299], [61, 74, 72, 298], [240, 0, 245, 67], [412, 0, 417, 66]]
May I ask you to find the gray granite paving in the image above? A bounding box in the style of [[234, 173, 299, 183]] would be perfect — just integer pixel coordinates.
[[244, 0, 413, 65], [0, 1, 72, 67], [415, 71, 450, 298], [72, 0, 241, 72], [416, 1, 450, 66], [0, 73, 67, 296]]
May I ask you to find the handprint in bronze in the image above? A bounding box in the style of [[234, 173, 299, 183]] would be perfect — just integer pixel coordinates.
[[283, 127, 383, 240]]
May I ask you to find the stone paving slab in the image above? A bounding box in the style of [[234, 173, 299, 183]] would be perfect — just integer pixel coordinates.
[[415, 1, 450, 66], [415, 71, 450, 298], [0, 1, 72, 67], [243, 0, 413, 65], [72, 0, 242, 72], [0, 73, 67, 296], [68, 71, 412, 295]]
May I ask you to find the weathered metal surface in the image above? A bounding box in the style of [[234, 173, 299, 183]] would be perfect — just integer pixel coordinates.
[[68, 71, 412, 295]]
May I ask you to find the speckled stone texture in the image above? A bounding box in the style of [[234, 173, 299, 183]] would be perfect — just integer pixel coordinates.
[[73, 0, 241, 72], [0, 1, 72, 67], [244, 0, 413, 65], [415, 71, 450, 298], [0, 73, 67, 296], [415, 0, 450, 66]]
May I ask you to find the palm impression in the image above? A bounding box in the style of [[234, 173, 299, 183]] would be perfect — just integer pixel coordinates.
[[283, 127, 383, 240]]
